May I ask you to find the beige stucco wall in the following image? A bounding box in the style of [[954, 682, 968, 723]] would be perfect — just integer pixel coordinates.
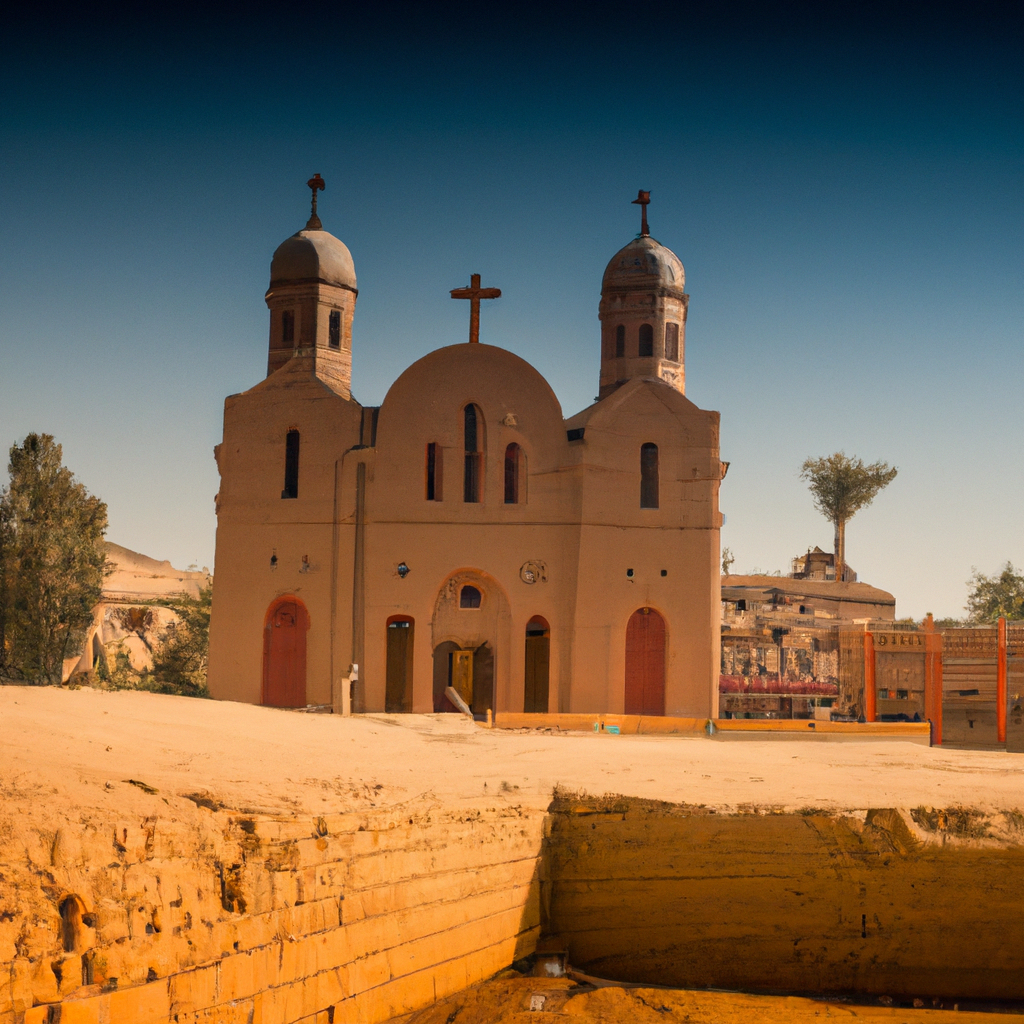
[[207, 357, 363, 706], [208, 340, 723, 716]]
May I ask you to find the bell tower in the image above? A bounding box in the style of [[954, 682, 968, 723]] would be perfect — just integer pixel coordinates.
[[265, 175, 358, 399], [598, 191, 689, 400]]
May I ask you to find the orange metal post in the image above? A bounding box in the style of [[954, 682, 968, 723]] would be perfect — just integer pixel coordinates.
[[997, 616, 1007, 744], [864, 631, 876, 723], [925, 631, 943, 746]]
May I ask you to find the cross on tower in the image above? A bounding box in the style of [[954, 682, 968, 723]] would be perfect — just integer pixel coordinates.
[[632, 189, 651, 236], [306, 173, 325, 229], [450, 273, 501, 344]]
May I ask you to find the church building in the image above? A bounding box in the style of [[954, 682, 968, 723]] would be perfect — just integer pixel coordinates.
[[207, 180, 726, 718]]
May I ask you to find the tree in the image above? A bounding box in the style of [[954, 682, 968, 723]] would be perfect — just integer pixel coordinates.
[[799, 452, 896, 585], [0, 434, 108, 681], [150, 581, 212, 697], [966, 563, 1024, 623], [721, 547, 735, 575]]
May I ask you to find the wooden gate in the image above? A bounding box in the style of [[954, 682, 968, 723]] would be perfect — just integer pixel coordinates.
[[625, 608, 665, 716], [262, 598, 309, 707]]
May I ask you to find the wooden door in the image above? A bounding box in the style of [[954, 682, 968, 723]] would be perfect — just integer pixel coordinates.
[[524, 632, 550, 713], [625, 608, 666, 716], [472, 642, 494, 717], [385, 619, 414, 713], [451, 650, 474, 706], [263, 599, 308, 707]]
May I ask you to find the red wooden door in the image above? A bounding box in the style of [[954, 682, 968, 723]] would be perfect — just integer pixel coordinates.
[[625, 608, 666, 716], [263, 599, 308, 707]]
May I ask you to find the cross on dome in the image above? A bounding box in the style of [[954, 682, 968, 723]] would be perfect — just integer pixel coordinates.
[[306, 173, 326, 230], [632, 189, 651, 236], [450, 273, 501, 344]]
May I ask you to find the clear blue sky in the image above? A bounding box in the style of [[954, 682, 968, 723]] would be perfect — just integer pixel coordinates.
[[1, 3, 1021, 619]]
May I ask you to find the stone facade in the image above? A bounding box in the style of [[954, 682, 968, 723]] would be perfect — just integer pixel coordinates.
[[208, 192, 724, 717]]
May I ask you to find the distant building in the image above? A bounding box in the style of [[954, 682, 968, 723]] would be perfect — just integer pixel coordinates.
[[719, 571, 896, 720], [722, 574, 895, 625], [790, 545, 856, 582]]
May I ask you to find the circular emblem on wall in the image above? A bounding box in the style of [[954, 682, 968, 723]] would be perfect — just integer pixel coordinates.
[[520, 561, 546, 585]]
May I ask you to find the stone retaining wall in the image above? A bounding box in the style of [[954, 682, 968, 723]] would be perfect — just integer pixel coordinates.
[[1, 804, 544, 1023]]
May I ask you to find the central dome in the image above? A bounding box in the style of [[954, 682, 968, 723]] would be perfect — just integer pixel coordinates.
[[269, 229, 357, 291], [602, 235, 684, 294]]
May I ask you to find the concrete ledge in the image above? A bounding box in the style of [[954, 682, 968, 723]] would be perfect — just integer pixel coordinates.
[[493, 713, 705, 735], [712, 719, 931, 743], [492, 713, 931, 743]]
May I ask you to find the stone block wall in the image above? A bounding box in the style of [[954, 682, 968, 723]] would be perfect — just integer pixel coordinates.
[[1, 802, 544, 1023]]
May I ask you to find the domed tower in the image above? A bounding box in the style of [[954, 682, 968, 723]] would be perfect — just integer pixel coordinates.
[[598, 191, 688, 400], [265, 175, 357, 399]]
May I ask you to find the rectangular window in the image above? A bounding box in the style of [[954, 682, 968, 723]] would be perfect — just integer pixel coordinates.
[[282, 430, 300, 499], [665, 322, 679, 361], [638, 323, 654, 357], [329, 309, 341, 349], [640, 442, 659, 509], [426, 442, 443, 500], [463, 405, 482, 503], [504, 443, 520, 504], [282, 310, 295, 345], [464, 452, 481, 503]]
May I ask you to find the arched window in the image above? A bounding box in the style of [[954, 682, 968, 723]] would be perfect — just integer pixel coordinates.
[[329, 309, 341, 349], [426, 442, 443, 500], [282, 310, 295, 346], [665, 322, 679, 362], [615, 324, 626, 358], [460, 585, 482, 609], [640, 443, 659, 508], [282, 430, 300, 499], [463, 404, 483, 503], [638, 323, 654, 357], [504, 443, 522, 504]]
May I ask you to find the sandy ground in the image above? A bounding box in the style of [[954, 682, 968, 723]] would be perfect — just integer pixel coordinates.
[[392, 974, 1021, 1023], [1, 685, 1021, 819], [3, 686, 1023, 1023]]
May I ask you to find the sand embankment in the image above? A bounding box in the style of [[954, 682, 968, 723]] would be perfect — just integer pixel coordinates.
[[1, 687, 1022, 1023]]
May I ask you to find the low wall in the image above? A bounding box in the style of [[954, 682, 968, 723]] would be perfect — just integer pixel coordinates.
[[1, 804, 544, 1024], [544, 796, 1024, 1001], [494, 713, 931, 743]]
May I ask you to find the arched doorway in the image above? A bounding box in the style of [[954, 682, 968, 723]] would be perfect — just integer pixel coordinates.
[[385, 617, 414, 713], [432, 640, 461, 712], [524, 616, 550, 713], [431, 570, 510, 718], [625, 607, 666, 716], [262, 597, 309, 707], [431, 641, 494, 716]]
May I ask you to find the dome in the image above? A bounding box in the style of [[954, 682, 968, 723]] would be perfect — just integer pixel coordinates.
[[269, 229, 357, 291], [601, 235, 684, 294]]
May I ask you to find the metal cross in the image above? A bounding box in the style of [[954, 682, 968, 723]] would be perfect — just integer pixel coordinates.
[[632, 189, 651, 236], [450, 273, 501, 344], [306, 173, 325, 229]]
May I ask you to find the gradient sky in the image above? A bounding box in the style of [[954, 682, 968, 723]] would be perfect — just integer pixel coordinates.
[[1, 3, 1021, 619]]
